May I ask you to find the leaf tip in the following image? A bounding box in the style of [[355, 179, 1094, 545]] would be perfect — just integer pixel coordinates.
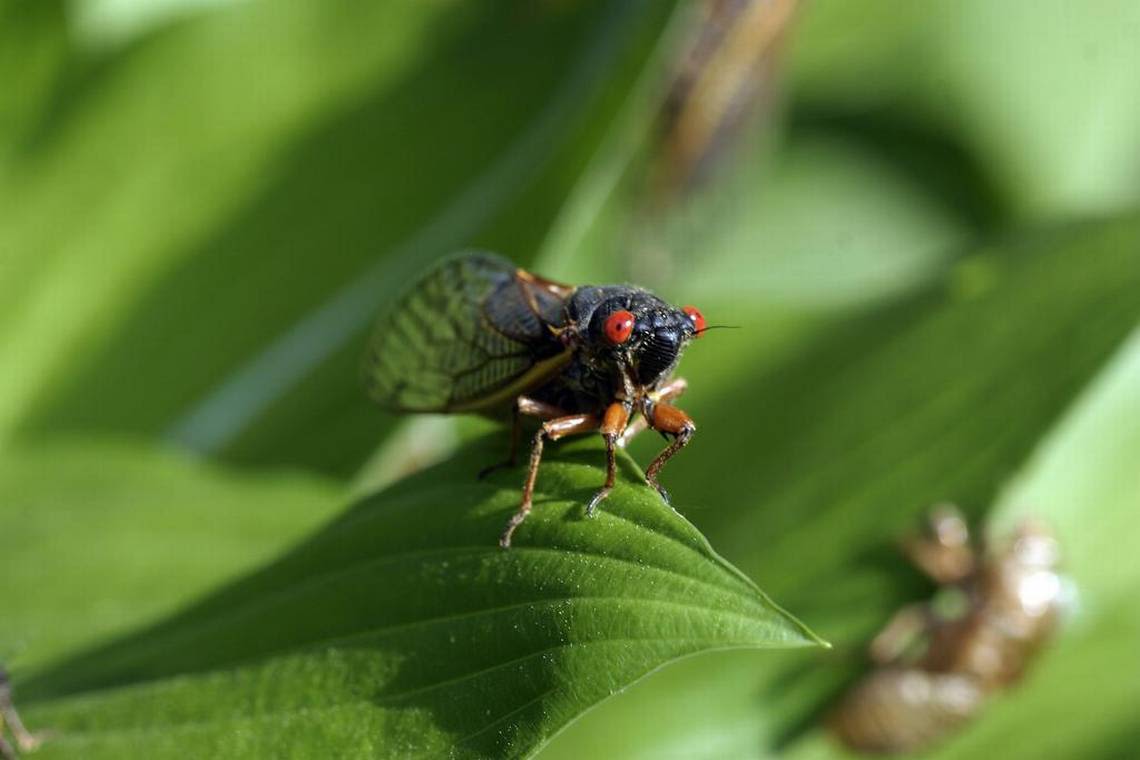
[[789, 617, 830, 650]]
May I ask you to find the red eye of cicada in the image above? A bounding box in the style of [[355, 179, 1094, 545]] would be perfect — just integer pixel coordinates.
[[603, 309, 635, 345], [683, 305, 706, 335]]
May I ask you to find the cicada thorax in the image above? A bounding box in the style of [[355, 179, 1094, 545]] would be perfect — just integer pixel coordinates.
[[560, 285, 697, 398]]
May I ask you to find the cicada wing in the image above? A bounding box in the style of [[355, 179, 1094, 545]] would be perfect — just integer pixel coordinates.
[[365, 252, 572, 412], [828, 668, 985, 754]]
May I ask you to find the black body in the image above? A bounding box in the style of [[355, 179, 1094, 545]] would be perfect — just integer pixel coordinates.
[[523, 285, 696, 414]]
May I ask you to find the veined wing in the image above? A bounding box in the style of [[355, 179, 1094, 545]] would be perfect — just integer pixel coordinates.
[[365, 252, 573, 412]]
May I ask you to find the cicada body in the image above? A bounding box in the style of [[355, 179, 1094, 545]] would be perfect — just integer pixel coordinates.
[[366, 252, 708, 547], [828, 507, 1064, 754]]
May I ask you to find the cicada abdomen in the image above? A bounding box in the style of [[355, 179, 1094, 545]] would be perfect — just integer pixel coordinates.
[[365, 253, 572, 414], [828, 668, 985, 754]]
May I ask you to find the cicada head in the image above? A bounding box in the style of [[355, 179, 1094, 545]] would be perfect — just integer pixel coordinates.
[[571, 286, 703, 390]]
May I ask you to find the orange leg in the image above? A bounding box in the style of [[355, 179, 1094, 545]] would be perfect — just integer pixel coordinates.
[[618, 377, 688, 448], [586, 402, 633, 516], [500, 412, 600, 548], [644, 402, 696, 506], [479, 396, 568, 479]]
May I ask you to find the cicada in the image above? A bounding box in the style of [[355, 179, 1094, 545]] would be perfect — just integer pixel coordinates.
[[828, 505, 1064, 754], [365, 252, 708, 547]]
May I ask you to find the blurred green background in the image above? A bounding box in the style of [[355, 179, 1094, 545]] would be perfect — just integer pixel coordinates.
[[2, 0, 1139, 757]]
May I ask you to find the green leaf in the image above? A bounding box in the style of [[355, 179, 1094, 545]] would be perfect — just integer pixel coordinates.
[[0, 440, 341, 673], [540, 216, 1140, 758], [16, 437, 818, 759]]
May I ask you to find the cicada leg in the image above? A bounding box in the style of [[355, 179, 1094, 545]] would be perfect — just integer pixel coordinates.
[[586, 402, 633, 517], [500, 413, 600, 548], [615, 417, 647, 450], [478, 396, 568, 479], [618, 378, 687, 448], [644, 402, 696, 507], [0, 668, 40, 758]]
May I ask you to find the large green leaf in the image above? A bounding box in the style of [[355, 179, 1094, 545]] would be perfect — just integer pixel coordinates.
[[539, 217, 1140, 758], [0, 441, 341, 673], [16, 437, 818, 758]]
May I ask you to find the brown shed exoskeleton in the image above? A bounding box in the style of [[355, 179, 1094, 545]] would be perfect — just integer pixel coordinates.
[[829, 505, 1065, 754]]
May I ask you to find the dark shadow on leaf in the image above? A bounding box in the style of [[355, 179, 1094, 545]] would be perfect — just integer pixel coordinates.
[[789, 104, 1009, 232]]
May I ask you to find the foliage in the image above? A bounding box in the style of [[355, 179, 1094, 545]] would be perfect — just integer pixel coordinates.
[[2, 1, 1139, 758], [10, 440, 816, 758], [542, 217, 1140, 760]]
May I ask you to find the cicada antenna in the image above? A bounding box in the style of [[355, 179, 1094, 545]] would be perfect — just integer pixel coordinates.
[[696, 324, 739, 336]]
